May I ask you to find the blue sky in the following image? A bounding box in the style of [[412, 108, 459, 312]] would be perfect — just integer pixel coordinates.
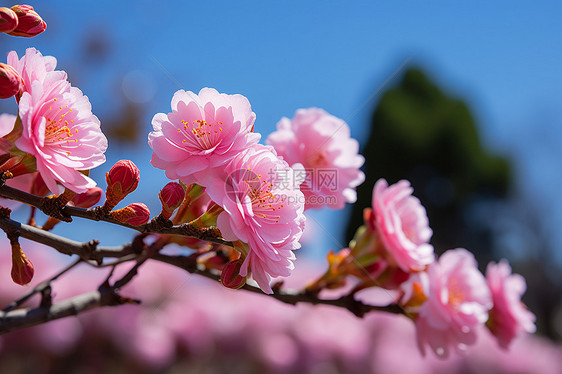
[[3, 1, 561, 260]]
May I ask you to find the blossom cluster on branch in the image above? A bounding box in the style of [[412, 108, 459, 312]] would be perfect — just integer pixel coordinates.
[[0, 4, 536, 360]]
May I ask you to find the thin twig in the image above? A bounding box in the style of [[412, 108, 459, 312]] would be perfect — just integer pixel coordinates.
[[152, 253, 404, 317], [0, 285, 138, 334], [0, 184, 232, 247], [83, 254, 140, 268], [2, 258, 82, 313], [0, 216, 131, 262]]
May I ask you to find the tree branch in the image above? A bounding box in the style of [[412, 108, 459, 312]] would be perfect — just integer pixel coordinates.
[[0, 216, 132, 262], [0, 185, 404, 334], [3, 258, 82, 312], [0, 285, 138, 334], [151, 253, 404, 317], [0, 184, 232, 247]]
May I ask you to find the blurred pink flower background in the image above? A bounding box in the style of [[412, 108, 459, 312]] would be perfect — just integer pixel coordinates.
[[0, 239, 559, 374]]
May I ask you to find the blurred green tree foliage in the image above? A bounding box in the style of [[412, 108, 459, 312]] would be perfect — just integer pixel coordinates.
[[347, 68, 511, 258]]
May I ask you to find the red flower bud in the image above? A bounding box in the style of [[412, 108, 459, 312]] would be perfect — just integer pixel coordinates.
[[220, 260, 246, 289], [0, 7, 18, 33], [0, 63, 24, 99], [104, 160, 140, 209], [7, 5, 46, 37], [110, 203, 150, 226], [71, 187, 103, 208], [11, 241, 34, 285], [159, 182, 185, 219]]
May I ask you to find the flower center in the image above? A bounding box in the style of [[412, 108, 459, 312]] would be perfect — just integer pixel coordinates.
[[178, 119, 223, 150], [309, 151, 328, 167], [244, 169, 283, 224], [447, 278, 466, 306], [44, 101, 77, 155]]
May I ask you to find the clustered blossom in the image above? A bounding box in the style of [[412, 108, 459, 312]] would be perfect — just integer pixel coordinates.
[[397, 249, 537, 358], [6, 48, 107, 193], [266, 108, 365, 210], [306, 176, 535, 357], [149, 88, 305, 293]]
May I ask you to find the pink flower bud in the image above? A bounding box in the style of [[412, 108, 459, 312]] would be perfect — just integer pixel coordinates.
[[220, 260, 246, 289], [159, 182, 185, 218], [0, 7, 18, 33], [70, 187, 103, 208], [11, 241, 34, 285], [105, 160, 140, 208], [7, 5, 46, 37], [0, 62, 24, 99], [110, 203, 150, 226]]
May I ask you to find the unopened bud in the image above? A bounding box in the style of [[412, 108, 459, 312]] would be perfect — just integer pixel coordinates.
[[71, 187, 102, 208], [110, 203, 150, 226], [104, 160, 140, 210], [0, 63, 24, 99], [220, 260, 246, 289], [11, 240, 34, 285], [7, 5, 46, 37], [159, 182, 185, 219], [0, 7, 18, 33]]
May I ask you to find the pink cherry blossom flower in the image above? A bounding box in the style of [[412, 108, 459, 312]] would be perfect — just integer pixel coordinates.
[[366, 179, 435, 272], [148, 87, 260, 185], [8, 48, 107, 194], [486, 260, 536, 349], [266, 108, 365, 210], [416, 248, 492, 358], [205, 144, 306, 293], [370, 178, 434, 272], [7, 48, 57, 100]]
